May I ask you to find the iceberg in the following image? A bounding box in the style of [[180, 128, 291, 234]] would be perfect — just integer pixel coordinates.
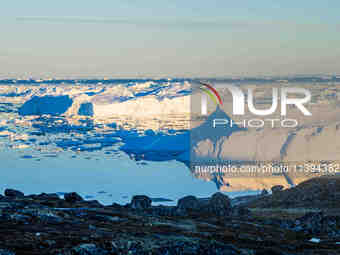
[[19, 95, 73, 116]]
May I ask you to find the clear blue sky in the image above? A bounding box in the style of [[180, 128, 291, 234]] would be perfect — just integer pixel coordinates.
[[1, 0, 340, 78]]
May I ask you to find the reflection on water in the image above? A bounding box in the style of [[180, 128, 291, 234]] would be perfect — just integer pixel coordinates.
[[0, 148, 221, 206], [1, 78, 340, 203], [0, 80, 196, 204]]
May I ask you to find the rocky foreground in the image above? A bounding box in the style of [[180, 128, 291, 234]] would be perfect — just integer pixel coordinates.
[[1, 177, 340, 254]]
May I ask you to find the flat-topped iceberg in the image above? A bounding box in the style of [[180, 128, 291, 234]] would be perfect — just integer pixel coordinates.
[[19, 95, 73, 116]]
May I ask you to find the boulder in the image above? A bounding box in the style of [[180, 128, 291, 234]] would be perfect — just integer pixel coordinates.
[[64, 192, 83, 203], [4, 189, 24, 198], [177, 195, 200, 211], [271, 185, 284, 194], [37, 193, 60, 200], [177, 193, 232, 216], [207, 192, 231, 216], [130, 195, 152, 210]]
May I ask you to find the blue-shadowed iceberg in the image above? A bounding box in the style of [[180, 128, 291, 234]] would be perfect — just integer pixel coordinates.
[[19, 95, 73, 116]]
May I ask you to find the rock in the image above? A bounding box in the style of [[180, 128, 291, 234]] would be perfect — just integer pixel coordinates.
[[154, 241, 240, 255], [109, 203, 123, 209], [147, 206, 181, 217], [0, 249, 15, 255], [130, 195, 152, 210], [271, 185, 284, 194], [72, 243, 108, 255], [232, 206, 251, 217], [0, 202, 14, 209], [4, 189, 24, 198], [88, 214, 124, 223], [270, 211, 340, 237], [249, 176, 340, 209], [76, 200, 103, 208], [231, 194, 260, 207], [27, 193, 60, 201], [294, 212, 324, 234], [64, 192, 83, 203], [255, 247, 288, 255], [37, 193, 60, 200], [9, 213, 31, 223], [207, 192, 231, 216], [177, 193, 232, 216], [177, 195, 200, 211], [1, 188, 338, 254], [38, 214, 64, 225], [261, 189, 269, 196], [44, 239, 56, 247], [27, 193, 62, 207]]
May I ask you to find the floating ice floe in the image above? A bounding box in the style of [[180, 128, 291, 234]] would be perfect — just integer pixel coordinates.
[[11, 144, 30, 149], [0, 130, 14, 137]]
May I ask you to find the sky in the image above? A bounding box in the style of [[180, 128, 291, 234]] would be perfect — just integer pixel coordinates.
[[1, 0, 340, 78]]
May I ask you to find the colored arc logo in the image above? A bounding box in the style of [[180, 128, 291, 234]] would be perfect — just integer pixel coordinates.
[[199, 82, 223, 106]]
